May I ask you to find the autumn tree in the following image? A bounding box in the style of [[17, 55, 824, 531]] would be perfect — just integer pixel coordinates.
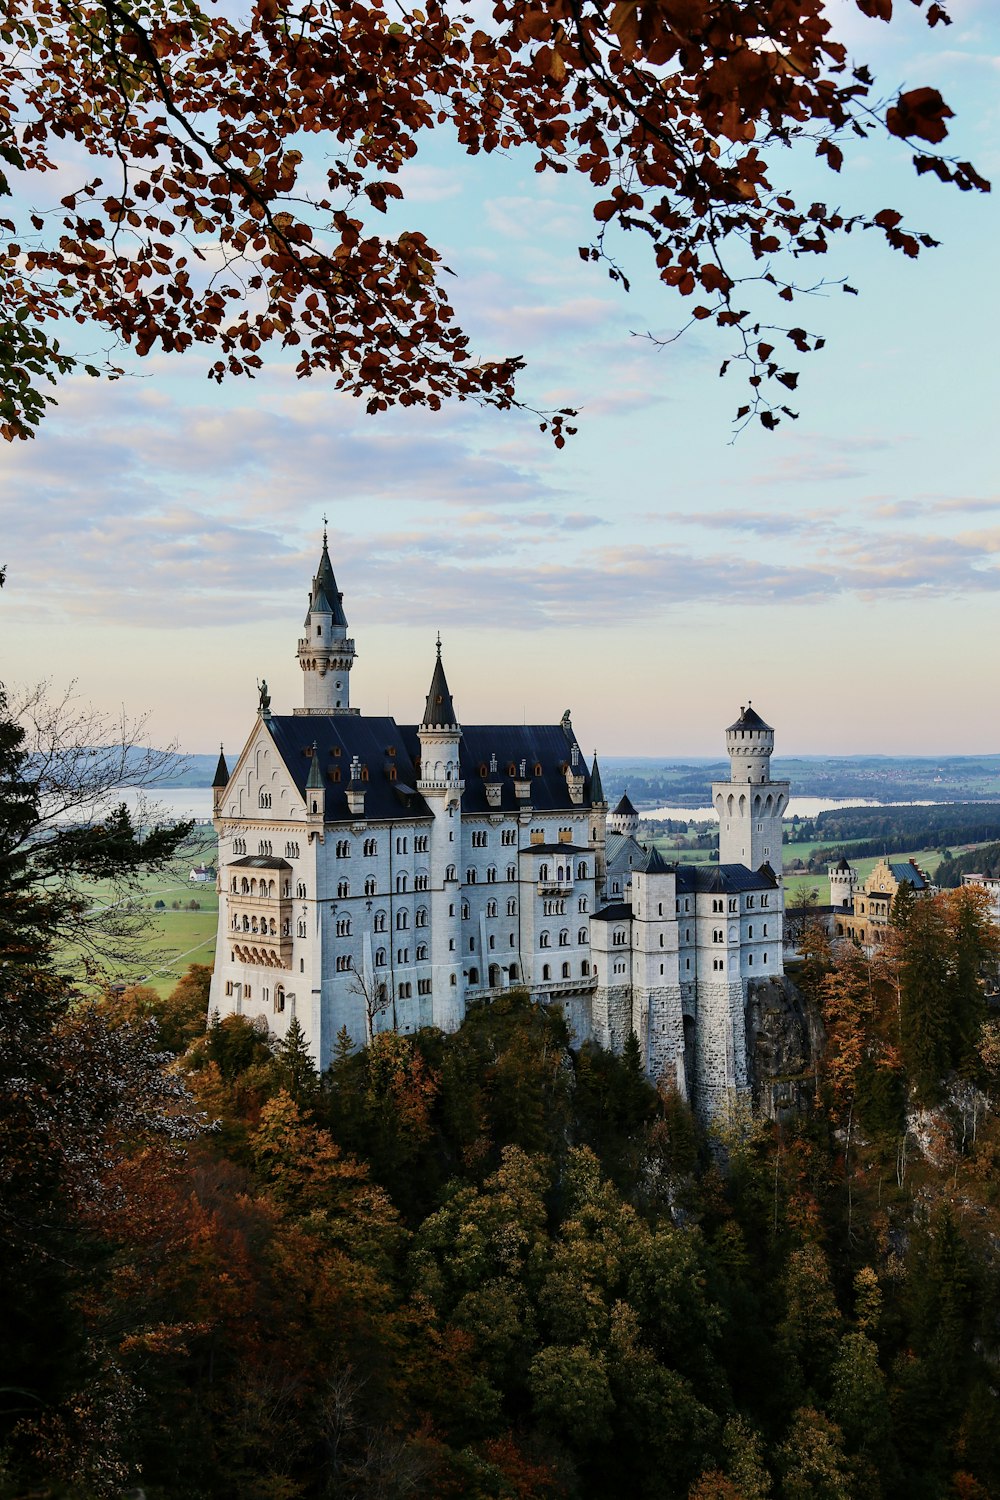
[[0, 0, 988, 442]]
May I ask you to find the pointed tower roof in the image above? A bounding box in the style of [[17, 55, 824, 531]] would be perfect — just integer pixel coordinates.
[[614, 791, 637, 817], [727, 702, 772, 733], [642, 844, 672, 875], [421, 636, 458, 729], [212, 744, 229, 789], [304, 526, 348, 627], [305, 743, 324, 791], [590, 752, 606, 806]]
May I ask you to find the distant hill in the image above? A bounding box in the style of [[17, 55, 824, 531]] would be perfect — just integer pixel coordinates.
[[602, 754, 1000, 808], [155, 749, 1000, 803]]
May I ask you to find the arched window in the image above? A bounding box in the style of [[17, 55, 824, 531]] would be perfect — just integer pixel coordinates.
[[486, 899, 498, 918], [509, 962, 519, 980], [373, 910, 387, 933], [375, 947, 387, 967], [487, 866, 497, 883], [336, 840, 351, 859], [561, 961, 570, 979], [613, 927, 626, 947], [578, 927, 587, 944], [559, 929, 569, 947], [507, 863, 517, 882], [539, 930, 550, 949], [539, 863, 549, 881], [241, 877, 250, 894], [581, 960, 590, 976], [466, 868, 477, 884], [296, 881, 307, 899], [297, 919, 306, 937], [488, 934, 496, 950], [364, 876, 376, 896], [468, 967, 479, 985], [576, 861, 588, 879], [415, 906, 428, 928], [445, 864, 457, 882], [416, 943, 428, 961], [337, 879, 350, 899], [461, 901, 470, 920], [542, 963, 551, 981], [396, 873, 408, 894], [396, 909, 409, 930], [336, 916, 351, 937], [507, 897, 517, 916], [259, 790, 271, 809]]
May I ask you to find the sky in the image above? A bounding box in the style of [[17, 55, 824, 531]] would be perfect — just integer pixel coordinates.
[[2, 0, 999, 761]]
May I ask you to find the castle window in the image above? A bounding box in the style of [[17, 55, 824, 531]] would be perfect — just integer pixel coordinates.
[[763, 924, 768, 936], [258, 840, 272, 857], [747, 896, 755, 908], [297, 920, 306, 937], [559, 929, 569, 947], [540, 930, 550, 948], [763, 953, 768, 965], [418, 978, 432, 995], [713, 929, 723, 943], [542, 964, 551, 981], [487, 866, 497, 883], [396, 910, 409, 930], [561, 962, 570, 979], [507, 897, 517, 916], [658, 902, 662, 916], [502, 829, 517, 846], [539, 863, 549, 881], [416, 943, 428, 961], [612, 928, 626, 947], [363, 838, 377, 857], [374, 910, 387, 932], [364, 877, 376, 896], [581, 960, 589, 976], [577, 861, 588, 879], [259, 791, 271, 809], [415, 836, 428, 854], [578, 927, 587, 944], [507, 863, 517, 881], [461, 900, 470, 920], [336, 917, 351, 937], [375, 948, 387, 967], [762, 895, 769, 907], [415, 874, 428, 891], [330, 771, 339, 785], [488, 934, 496, 951], [336, 840, 350, 859], [466, 868, 477, 884], [487, 900, 498, 918], [336, 954, 354, 972], [748, 954, 753, 966], [396, 874, 408, 894], [468, 967, 479, 985], [337, 880, 350, 898], [445, 864, 457, 882], [416, 906, 428, 927], [659, 934, 664, 947], [472, 830, 488, 848], [397, 948, 409, 964], [578, 896, 588, 913]]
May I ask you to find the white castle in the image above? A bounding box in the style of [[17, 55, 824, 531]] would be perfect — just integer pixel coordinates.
[[208, 534, 788, 1116]]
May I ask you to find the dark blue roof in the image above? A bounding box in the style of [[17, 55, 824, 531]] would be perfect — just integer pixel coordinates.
[[675, 862, 778, 894], [614, 792, 638, 817], [421, 643, 458, 728], [888, 861, 927, 890], [592, 902, 634, 923], [305, 535, 349, 627], [267, 716, 431, 823], [642, 845, 674, 875], [400, 722, 599, 816]]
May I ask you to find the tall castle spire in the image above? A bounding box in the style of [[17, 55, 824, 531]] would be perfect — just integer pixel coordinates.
[[295, 522, 358, 716]]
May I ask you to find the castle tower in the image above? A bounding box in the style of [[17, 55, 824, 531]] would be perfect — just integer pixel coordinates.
[[711, 704, 789, 870], [608, 791, 639, 839], [417, 638, 464, 1031], [631, 845, 685, 1094], [589, 753, 609, 898], [829, 856, 857, 910], [295, 527, 358, 715]]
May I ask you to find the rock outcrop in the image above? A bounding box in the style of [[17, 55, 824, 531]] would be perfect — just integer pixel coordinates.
[[745, 975, 824, 1122]]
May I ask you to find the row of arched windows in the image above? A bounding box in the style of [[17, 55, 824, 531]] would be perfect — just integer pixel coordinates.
[[539, 961, 590, 981]]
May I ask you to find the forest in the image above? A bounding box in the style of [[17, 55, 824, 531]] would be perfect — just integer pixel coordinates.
[[5, 660, 1000, 1499]]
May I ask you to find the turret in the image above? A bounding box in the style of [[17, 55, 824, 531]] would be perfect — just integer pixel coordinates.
[[296, 525, 358, 715], [711, 703, 789, 870], [589, 752, 609, 896], [416, 637, 464, 1030], [829, 856, 857, 911], [609, 791, 639, 840], [212, 744, 229, 818]]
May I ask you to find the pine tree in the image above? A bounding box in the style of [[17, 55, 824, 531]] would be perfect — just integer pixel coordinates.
[[899, 896, 953, 1103], [275, 1016, 319, 1102]]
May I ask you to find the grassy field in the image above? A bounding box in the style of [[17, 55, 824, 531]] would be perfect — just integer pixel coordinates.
[[58, 838, 219, 998]]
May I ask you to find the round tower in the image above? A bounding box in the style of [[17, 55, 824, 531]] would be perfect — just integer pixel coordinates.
[[296, 525, 357, 715], [609, 791, 640, 839], [711, 703, 790, 871], [725, 703, 774, 783], [829, 856, 857, 911]]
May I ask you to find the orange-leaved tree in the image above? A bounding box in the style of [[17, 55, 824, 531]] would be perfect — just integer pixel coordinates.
[[0, 0, 988, 442]]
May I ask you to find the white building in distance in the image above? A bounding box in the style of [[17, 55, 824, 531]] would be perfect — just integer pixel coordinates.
[[208, 535, 787, 1117]]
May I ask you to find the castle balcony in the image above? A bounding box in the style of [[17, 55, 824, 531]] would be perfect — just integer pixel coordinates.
[[537, 878, 574, 896], [228, 926, 294, 966]]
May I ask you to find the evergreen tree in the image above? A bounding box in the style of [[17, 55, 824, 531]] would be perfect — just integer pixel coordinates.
[[899, 897, 953, 1103], [275, 1015, 319, 1102]]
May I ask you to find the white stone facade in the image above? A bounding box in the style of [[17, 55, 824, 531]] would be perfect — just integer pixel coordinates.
[[208, 544, 787, 1116]]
